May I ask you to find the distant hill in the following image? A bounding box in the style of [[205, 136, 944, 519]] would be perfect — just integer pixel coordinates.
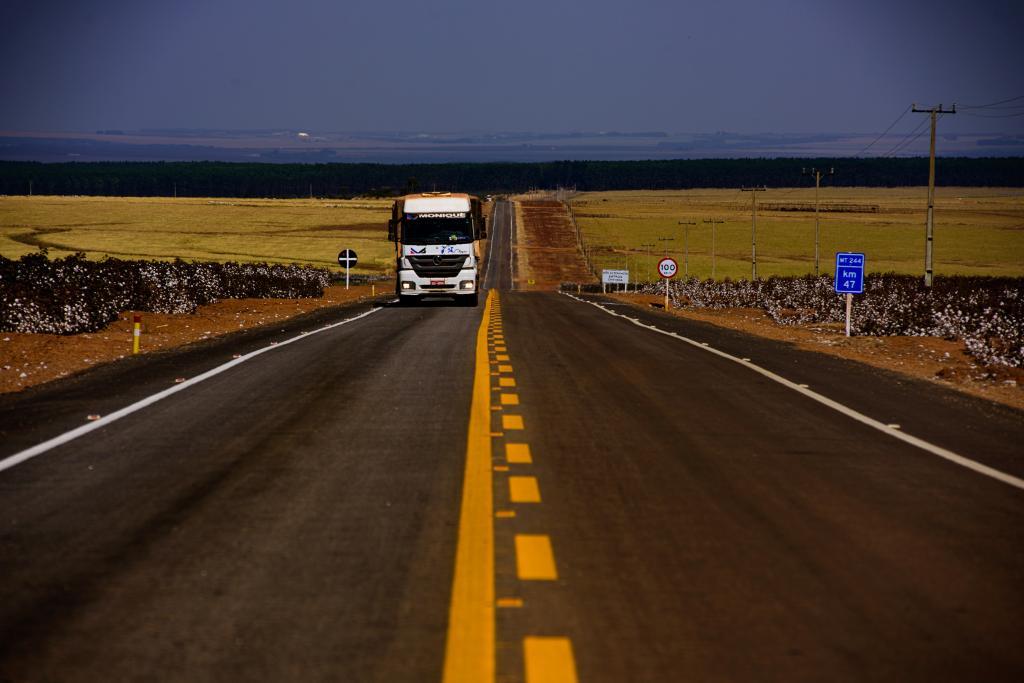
[[2, 129, 1024, 164]]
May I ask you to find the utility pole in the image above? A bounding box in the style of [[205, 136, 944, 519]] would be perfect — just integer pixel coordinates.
[[703, 218, 724, 279], [741, 186, 767, 280], [678, 221, 696, 278], [641, 242, 655, 283], [912, 103, 956, 287], [802, 167, 834, 276]]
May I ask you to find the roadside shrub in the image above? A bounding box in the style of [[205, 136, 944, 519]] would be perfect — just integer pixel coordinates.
[[0, 251, 331, 335], [631, 274, 1023, 369]]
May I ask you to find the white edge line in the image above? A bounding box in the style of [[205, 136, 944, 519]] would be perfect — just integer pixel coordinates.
[[562, 292, 1024, 492], [0, 306, 382, 475]]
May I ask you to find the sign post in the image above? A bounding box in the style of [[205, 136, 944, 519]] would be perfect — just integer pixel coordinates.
[[833, 252, 865, 337], [602, 269, 629, 293], [657, 257, 678, 309], [337, 249, 358, 290]]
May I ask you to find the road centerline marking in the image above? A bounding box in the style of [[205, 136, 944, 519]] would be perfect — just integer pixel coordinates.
[[524, 637, 579, 683], [442, 290, 496, 683], [515, 534, 558, 580], [506, 443, 533, 464], [509, 476, 541, 503], [503, 415, 525, 430]]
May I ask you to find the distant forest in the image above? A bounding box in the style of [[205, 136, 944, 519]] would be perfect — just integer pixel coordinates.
[[1, 158, 1022, 197]]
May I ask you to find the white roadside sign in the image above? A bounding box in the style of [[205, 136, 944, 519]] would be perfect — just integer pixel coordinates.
[[602, 269, 629, 284]]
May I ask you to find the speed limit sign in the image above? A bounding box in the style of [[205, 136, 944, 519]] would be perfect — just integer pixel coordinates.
[[658, 257, 678, 279]]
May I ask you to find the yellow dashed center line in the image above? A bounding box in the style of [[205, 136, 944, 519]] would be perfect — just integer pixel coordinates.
[[498, 364, 514, 373], [500, 393, 520, 406], [524, 637, 579, 683], [509, 476, 541, 503], [515, 534, 558, 580], [502, 414, 525, 430], [506, 443, 533, 464], [499, 377, 516, 388]]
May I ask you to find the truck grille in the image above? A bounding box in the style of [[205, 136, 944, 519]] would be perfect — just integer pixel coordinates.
[[408, 254, 468, 278]]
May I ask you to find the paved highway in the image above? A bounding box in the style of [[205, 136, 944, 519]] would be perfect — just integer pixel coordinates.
[[2, 200, 1023, 682]]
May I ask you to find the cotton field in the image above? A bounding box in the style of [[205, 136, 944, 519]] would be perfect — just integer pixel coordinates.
[[0, 252, 331, 335], [627, 274, 1024, 369]]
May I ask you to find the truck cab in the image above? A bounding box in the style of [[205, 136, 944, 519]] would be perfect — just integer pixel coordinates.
[[388, 192, 487, 306]]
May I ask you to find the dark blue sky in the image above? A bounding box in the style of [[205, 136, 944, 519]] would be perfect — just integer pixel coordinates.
[[2, 0, 1022, 135]]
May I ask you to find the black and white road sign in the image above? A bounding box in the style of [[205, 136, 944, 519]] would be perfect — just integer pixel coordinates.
[[337, 249, 358, 268]]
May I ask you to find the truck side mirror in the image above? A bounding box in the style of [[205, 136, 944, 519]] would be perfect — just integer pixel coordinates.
[[387, 219, 398, 242]]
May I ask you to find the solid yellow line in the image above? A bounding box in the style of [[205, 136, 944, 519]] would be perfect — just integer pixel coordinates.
[[506, 443, 533, 464], [515, 534, 558, 580], [524, 637, 579, 683], [509, 476, 541, 503], [442, 290, 495, 683]]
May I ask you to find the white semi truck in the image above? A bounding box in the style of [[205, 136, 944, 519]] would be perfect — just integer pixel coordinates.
[[388, 192, 487, 306]]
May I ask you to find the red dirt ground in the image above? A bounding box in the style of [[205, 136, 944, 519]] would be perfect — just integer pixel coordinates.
[[0, 284, 382, 394], [515, 200, 595, 289]]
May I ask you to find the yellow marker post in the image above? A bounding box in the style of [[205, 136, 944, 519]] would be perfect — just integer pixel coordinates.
[[132, 314, 141, 354]]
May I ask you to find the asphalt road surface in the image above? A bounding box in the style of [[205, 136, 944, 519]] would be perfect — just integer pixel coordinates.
[[484, 199, 514, 292], [2, 200, 1023, 682]]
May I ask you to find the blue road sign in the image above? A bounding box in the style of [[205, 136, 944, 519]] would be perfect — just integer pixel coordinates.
[[834, 252, 865, 294]]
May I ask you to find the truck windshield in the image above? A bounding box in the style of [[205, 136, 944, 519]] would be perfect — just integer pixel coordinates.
[[402, 216, 474, 245]]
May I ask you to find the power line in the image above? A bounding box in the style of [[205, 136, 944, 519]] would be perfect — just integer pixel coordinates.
[[856, 105, 912, 156], [878, 116, 930, 157], [960, 110, 1024, 119], [886, 116, 940, 157], [960, 94, 1024, 109]]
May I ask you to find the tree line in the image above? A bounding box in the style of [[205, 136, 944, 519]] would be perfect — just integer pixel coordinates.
[[0, 157, 1021, 198]]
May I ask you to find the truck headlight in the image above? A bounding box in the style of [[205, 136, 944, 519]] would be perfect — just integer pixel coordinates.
[[460, 280, 474, 290], [401, 281, 415, 290]]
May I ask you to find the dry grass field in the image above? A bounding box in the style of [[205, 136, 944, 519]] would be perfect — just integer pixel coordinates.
[[0, 196, 394, 274], [572, 188, 1024, 281]]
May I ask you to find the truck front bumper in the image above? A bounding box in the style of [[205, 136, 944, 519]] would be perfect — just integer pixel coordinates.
[[398, 269, 478, 296]]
